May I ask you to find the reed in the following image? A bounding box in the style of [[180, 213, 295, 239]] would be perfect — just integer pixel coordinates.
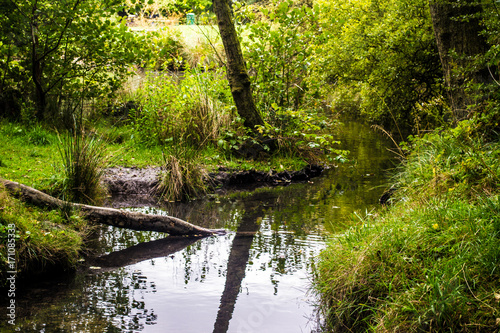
[[57, 128, 110, 204]]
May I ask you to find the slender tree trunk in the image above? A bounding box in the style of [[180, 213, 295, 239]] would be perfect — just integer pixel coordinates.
[[31, 8, 46, 121], [1, 178, 224, 236], [428, 0, 491, 119], [213, 0, 265, 131]]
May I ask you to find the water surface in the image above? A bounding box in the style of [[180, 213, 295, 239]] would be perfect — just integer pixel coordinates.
[[1, 120, 396, 332]]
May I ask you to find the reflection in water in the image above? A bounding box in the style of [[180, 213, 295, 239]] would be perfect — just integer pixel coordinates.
[[88, 236, 200, 270], [213, 200, 261, 333], [0, 120, 396, 332]]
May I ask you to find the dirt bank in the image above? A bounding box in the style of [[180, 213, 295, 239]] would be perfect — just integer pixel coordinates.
[[102, 165, 324, 206]]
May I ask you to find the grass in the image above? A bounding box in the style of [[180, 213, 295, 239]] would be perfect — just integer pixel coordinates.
[[0, 184, 91, 283], [57, 129, 110, 204], [0, 117, 312, 193], [314, 119, 500, 332], [157, 144, 209, 202]]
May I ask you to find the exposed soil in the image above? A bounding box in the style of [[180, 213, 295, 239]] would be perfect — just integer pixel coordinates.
[[103, 166, 161, 195], [102, 165, 324, 207]]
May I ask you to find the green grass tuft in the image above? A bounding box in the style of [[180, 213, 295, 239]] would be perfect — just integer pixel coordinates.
[[57, 130, 110, 204], [157, 144, 208, 202], [0, 184, 90, 282]]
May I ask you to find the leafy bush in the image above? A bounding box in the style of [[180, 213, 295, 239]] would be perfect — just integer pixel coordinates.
[[314, 0, 443, 131], [239, 0, 322, 123], [0, 0, 140, 121], [138, 28, 189, 71]]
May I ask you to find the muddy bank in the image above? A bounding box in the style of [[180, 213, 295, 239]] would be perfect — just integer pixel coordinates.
[[103, 165, 324, 207], [208, 165, 324, 191]]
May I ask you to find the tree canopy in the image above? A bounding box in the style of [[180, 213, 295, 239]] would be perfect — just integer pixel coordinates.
[[0, 0, 139, 123]]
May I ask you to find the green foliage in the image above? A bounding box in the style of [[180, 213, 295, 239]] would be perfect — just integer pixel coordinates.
[[0, 0, 140, 121], [233, 1, 346, 162], [157, 145, 208, 202], [315, 121, 500, 332], [255, 111, 348, 164], [124, 0, 211, 16], [239, 0, 322, 121], [396, 119, 500, 199], [27, 124, 54, 146], [130, 68, 233, 147], [314, 0, 443, 131], [137, 28, 189, 71], [57, 129, 110, 204]]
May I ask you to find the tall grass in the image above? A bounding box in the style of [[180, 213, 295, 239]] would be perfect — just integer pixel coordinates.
[[57, 129, 110, 204], [131, 68, 233, 147], [156, 143, 209, 202], [314, 120, 500, 332]]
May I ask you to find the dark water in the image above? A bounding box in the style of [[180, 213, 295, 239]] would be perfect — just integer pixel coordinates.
[[1, 120, 397, 332]]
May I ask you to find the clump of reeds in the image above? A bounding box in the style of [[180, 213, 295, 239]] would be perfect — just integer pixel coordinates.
[[57, 128, 110, 204], [157, 145, 208, 202]]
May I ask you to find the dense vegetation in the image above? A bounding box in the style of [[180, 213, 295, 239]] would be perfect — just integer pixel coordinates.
[[315, 121, 500, 331], [1, 0, 500, 330]]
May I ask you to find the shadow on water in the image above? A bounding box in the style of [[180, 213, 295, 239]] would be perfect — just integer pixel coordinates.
[[0, 119, 398, 332]]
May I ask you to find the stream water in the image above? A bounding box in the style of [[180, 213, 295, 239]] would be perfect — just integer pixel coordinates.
[[1, 120, 397, 332]]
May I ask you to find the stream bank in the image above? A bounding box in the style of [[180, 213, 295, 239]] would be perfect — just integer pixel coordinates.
[[103, 164, 324, 207], [0, 120, 397, 333]]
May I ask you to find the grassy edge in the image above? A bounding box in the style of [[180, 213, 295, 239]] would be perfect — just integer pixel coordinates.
[[314, 121, 500, 332], [0, 183, 92, 284]]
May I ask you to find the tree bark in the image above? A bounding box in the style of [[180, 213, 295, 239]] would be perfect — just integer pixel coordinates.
[[428, 0, 491, 119], [213, 0, 265, 131], [1, 178, 224, 237]]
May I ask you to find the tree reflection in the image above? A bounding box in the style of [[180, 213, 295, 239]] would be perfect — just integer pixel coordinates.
[[213, 198, 262, 333]]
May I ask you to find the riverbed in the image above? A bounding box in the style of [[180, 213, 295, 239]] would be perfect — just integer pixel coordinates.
[[1, 120, 397, 332]]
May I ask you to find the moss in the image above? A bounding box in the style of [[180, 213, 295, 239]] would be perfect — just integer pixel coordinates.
[[0, 185, 91, 283]]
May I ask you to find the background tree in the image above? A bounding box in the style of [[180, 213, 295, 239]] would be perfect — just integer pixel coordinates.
[[314, 0, 443, 132], [0, 0, 139, 123], [213, 0, 265, 131], [428, 0, 493, 120]]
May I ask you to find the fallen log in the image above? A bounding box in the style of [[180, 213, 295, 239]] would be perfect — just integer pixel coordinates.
[[1, 178, 224, 237]]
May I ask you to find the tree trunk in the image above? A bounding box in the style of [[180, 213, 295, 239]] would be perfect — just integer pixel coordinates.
[[30, 3, 46, 121], [213, 0, 265, 131], [428, 0, 491, 119], [1, 178, 224, 237]]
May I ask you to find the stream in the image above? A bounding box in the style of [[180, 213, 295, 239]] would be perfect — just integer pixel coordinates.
[[1, 120, 397, 332]]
